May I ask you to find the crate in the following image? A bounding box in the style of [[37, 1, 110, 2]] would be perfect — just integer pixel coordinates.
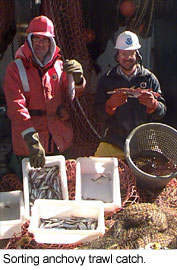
[[22, 155, 68, 220], [75, 157, 121, 212], [0, 190, 24, 239], [28, 199, 105, 244]]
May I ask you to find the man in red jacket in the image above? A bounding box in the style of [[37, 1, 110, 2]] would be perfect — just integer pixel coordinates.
[[3, 15, 86, 178]]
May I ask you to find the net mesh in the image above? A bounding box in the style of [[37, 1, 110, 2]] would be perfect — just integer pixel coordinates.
[[1, 0, 176, 250], [125, 0, 155, 38], [81, 202, 177, 249], [0, 173, 22, 192], [4, 159, 140, 249], [41, 0, 103, 158], [2, 160, 177, 250]]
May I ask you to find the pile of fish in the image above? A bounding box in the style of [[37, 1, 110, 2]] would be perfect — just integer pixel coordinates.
[[39, 216, 98, 230], [132, 151, 177, 176], [28, 165, 63, 206]]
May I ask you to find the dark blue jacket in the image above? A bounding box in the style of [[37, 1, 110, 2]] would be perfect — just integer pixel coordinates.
[[94, 64, 167, 149]]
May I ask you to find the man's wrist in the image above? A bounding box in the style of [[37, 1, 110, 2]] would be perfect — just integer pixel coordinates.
[[105, 103, 117, 115]]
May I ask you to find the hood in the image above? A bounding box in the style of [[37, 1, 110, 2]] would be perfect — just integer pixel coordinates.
[[15, 34, 60, 67]]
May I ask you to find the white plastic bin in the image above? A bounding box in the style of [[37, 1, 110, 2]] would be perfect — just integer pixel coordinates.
[[28, 199, 105, 244], [75, 157, 121, 212], [22, 155, 68, 220], [0, 190, 24, 239]]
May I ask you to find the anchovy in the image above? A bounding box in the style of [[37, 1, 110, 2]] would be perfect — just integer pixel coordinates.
[[91, 173, 112, 182], [39, 216, 98, 230], [28, 165, 63, 208]]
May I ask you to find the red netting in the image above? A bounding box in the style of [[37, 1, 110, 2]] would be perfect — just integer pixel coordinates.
[[0, 173, 22, 192], [1, 0, 176, 250], [41, 0, 102, 158], [4, 159, 139, 249], [126, 0, 155, 38], [2, 160, 177, 249], [138, 177, 177, 209], [39, 1, 157, 158], [0, 0, 16, 59], [41, 0, 95, 88]]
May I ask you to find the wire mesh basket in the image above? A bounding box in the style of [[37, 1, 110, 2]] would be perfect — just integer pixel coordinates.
[[124, 123, 177, 189]]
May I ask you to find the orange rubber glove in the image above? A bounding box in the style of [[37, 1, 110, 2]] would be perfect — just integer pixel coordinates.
[[138, 91, 158, 114], [106, 91, 128, 115]]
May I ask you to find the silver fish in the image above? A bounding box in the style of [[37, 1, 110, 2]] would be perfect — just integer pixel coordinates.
[[39, 216, 98, 230], [91, 173, 112, 182], [28, 165, 63, 213]]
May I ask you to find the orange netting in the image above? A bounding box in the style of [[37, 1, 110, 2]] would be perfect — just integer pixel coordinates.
[[3, 160, 177, 249], [0, 173, 22, 192], [1, 0, 176, 249], [4, 159, 139, 249], [39, 0, 157, 158], [126, 0, 155, 38], [41, 0, 102, 158], [138, 177, 177, 209]]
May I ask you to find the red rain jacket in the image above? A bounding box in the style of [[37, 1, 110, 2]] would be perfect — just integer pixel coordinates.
[[3, 40, 84, 156]]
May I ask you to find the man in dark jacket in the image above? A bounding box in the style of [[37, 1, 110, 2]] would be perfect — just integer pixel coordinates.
[[94, 31, 167, 159]]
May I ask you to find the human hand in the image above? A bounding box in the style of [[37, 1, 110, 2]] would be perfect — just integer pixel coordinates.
[[63, 59, 83, 85], [138, 91, 158, 114], [106, 91, 128, 115], [24, 132, 45, 168], [107, 91, 128, 108]]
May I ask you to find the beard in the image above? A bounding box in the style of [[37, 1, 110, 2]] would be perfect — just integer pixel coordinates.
[[119, 59, 137, 72]]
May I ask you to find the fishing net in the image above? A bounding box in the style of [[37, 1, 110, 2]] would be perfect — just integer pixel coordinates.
[[0, 0, 16, 60], [40, 0, 158, 159], [80, 202, 177, 249], [81, 0, 121, 65], [41, 0, 103, 158], [119, 0, 177, 37], [1, 1, 176, 250], [80, 176, 177, 249], [139, 177, 177, 209], [125, 0, 155, 38], [0, 173, 22, 192], [2, 160, 177, 249], [4, 159, 139, 249]]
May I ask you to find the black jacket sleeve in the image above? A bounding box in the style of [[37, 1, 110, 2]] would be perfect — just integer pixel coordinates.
[[147, 72, 167, 120]]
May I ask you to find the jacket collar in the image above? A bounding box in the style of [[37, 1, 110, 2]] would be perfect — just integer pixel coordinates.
[[116, 64, 141, 81]]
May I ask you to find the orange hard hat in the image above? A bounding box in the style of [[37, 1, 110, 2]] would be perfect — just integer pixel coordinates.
[[26, 15, 55, 37]]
